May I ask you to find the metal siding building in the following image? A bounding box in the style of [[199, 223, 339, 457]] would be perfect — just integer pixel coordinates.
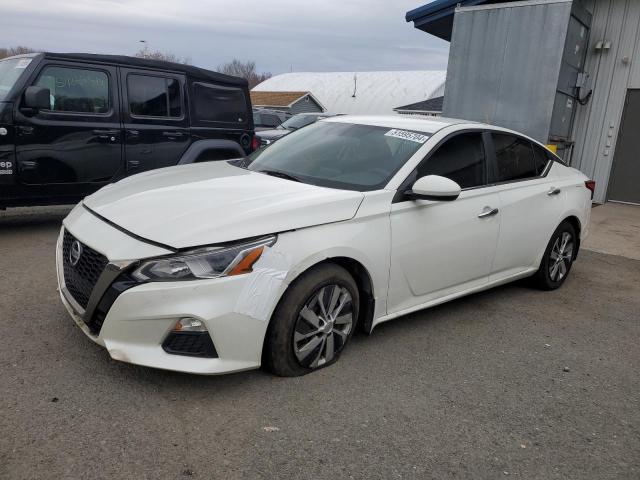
[[407, 0, 640, 204], [571, 0, 640, 204]]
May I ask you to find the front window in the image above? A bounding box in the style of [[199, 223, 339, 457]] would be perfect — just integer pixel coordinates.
[[418, 132, 487, 189], [34, 66, 109, 113], [279, 114, 320, 130], [245, 121, 429, 191], [0, 57, 32, 101]]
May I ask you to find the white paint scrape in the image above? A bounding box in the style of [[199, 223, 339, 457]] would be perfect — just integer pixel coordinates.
[[234, 247, 293, 321]]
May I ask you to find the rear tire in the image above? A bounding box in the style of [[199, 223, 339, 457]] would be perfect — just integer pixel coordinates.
[[532, 221, 577, 290], [263, 263, 359, 377]]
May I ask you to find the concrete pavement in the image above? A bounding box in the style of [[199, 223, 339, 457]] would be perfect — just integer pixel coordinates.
[[0, 206, 638, 480]]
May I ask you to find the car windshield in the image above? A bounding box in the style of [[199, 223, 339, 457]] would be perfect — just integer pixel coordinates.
[[0, 57, 32, 101], [279, 115, 321, 130], [245, 121, 429, 191]]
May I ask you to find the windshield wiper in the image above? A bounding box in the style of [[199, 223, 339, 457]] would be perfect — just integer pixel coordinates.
[[257, 169, 303, 183]]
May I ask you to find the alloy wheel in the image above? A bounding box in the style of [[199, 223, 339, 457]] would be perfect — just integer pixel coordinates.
[[549, 231, 574, 282], [293, 284, 354, 368]]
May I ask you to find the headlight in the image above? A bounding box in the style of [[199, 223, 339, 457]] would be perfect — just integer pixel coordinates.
[[132, 236, 276, 282]]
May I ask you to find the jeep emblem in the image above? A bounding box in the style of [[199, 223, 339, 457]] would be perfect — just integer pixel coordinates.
[[69, 240, 83, 267]]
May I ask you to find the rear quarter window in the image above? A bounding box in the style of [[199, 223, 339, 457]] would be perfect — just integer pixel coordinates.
[[532, 144, 552, 175], [192, 82, 248, 125]]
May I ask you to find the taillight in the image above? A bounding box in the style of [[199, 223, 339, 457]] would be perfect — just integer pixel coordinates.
[[585, 180, 595, 199], [250, 135, 260, 152]]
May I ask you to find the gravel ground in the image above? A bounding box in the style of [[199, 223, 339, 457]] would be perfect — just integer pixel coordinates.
[[1, 207, 638, 480]]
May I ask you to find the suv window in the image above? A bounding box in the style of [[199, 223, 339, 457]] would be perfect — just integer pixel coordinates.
[[34, 66, 109, 114], [128, 74, 181, 118], [532, 144, 551, 175], [262, 114, 281, 127], [418, 132, 486, 189], [493, 133, 537, 182], [192, 82, 247, 124]]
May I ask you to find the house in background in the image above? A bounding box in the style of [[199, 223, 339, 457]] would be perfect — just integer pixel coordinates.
[[249, 91, 325, 114], [253, 71, 446, 115], [394, 95, 444, 117]]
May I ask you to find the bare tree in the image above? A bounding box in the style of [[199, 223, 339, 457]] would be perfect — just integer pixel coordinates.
[[134, 46, 190, 65], [217, 59, 272, 88], [0, 46, 37, 59]]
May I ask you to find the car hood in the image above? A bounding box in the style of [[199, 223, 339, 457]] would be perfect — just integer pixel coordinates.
[[83, 161, 364, 249], [256, 129, 290, 140]]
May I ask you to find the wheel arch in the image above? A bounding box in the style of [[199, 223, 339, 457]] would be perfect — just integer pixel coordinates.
[[561, 215, 582, 259], [279, 254, 377, 334]]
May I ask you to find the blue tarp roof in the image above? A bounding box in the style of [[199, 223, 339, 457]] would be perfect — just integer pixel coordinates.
[[406, 0, 499, 41]]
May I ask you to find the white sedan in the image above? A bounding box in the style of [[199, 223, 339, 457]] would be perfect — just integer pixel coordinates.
[[56, 116, 593, 376]]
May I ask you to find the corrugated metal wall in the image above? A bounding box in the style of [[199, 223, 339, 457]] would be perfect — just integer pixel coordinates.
[[442, 0, 573, 142], [570, 0, 640, 202]]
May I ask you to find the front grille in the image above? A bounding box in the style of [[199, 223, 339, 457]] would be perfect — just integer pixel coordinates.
[[62, 230, 109, 309]]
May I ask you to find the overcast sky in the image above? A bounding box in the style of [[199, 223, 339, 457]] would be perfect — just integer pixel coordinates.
[[2, 0, 449, 75]]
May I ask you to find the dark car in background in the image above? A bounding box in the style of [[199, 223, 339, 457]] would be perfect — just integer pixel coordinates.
[[256, 112, 336, 146], [252, 108, 291, 131], [0, 52, 254, 208]]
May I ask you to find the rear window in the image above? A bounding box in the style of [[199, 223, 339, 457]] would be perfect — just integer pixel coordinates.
[[192, 82, 247, 124], [128, 74, 182, 118], [492, 133, 537, 182]]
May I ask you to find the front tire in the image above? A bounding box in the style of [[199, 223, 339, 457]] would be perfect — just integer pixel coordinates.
[[533, 221, 577, 290], [263, 263, 359, 377]]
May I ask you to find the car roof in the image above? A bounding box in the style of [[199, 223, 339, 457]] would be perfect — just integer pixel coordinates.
[[323, 114, 474, 134], [322, 114, 548, 141]]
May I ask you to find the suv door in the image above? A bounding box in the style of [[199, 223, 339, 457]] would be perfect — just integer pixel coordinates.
[[120, 68, 189, 174], [388, 131, 501, 314], [14, 61, 122, 198], [487, 133, 563, 280]]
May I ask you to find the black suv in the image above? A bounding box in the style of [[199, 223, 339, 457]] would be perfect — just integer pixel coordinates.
[[0, 52, 255, 208]]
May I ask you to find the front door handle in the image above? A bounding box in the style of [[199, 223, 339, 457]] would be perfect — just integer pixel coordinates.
[[92, 129, 119, 142], [478, 207, 499, 218], [547, 187, 561, 196]]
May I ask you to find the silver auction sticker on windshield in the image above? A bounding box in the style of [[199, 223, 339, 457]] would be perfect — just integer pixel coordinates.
[[384, 129, 429, 144], [15, 59, 32, 69]]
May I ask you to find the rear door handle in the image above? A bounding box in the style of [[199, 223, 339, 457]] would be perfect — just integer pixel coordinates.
[[547, 187, 561, 196], [478, 207, 499, 218]]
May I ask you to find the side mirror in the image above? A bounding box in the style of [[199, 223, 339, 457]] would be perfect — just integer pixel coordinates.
[[23, 86, 51, 111], [405, 175, 461, 202]]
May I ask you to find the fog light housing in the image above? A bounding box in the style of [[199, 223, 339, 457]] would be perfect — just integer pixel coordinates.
[[173, 317, 207, 332], [162, 318, 218, 358]]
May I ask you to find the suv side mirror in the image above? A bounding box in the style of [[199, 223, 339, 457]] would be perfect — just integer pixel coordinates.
[[405, 175, 461, 201], [23, 86, 51, 111]]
